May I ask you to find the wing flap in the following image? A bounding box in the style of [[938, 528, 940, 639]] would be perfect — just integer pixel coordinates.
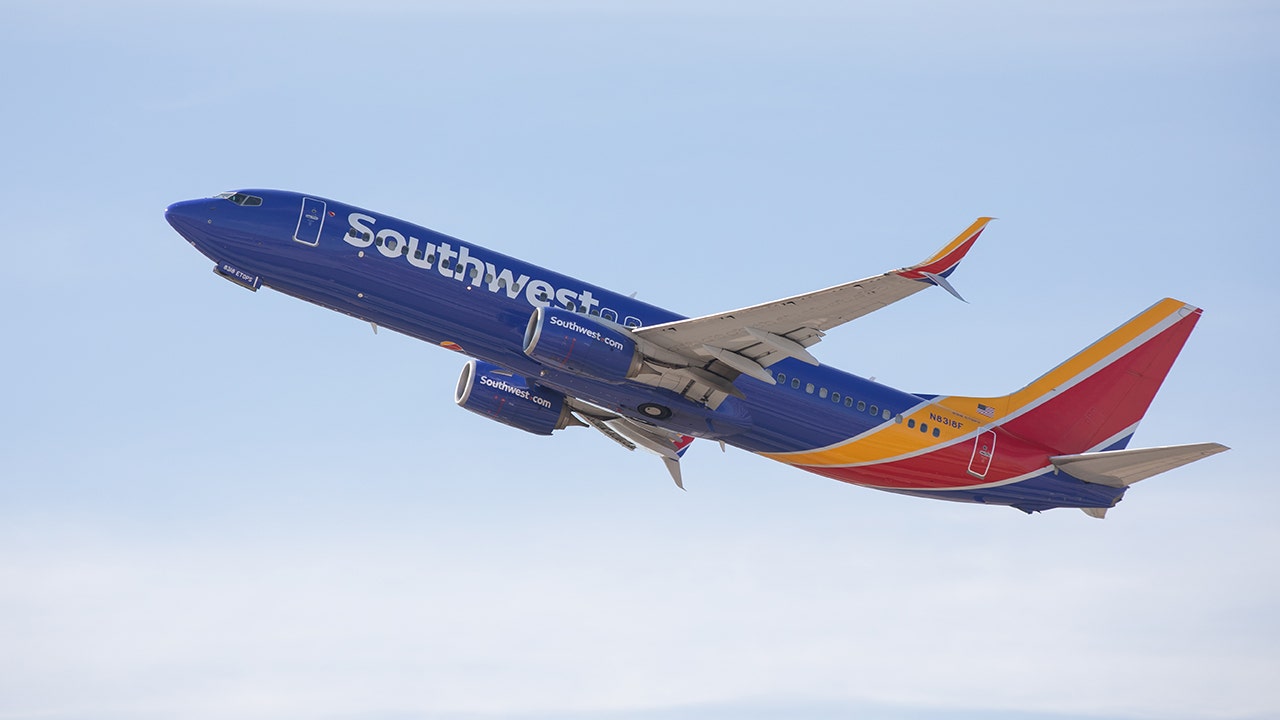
[[566, 397, 694, 488]]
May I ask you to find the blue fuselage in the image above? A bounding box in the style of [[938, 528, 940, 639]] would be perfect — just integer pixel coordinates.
[[165, 190, 921, 455]]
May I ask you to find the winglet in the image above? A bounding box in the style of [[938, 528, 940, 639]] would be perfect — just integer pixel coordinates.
[[667, 435, 694, 488], [663, 456, 685, 490], [921, 271, 966, 303], [897, 217, 994, 283]]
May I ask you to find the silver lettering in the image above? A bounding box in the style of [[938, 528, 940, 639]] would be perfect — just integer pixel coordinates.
[[375, 228, 404, 258], [435, 242, 457, 277], [345, 211, 627, 323], [406, 236, 437, 269], [485, 264, 530, 299], [453, 245, 485, 286], [479, 374, 553, 409], [525, 279, 554, 307], [345, 212, 376, 248]]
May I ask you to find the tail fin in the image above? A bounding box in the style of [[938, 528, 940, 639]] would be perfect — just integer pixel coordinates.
[[939, 298, 1204, 455]]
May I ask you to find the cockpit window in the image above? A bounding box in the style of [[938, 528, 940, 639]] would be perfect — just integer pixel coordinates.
[[216, 191, 263, 207]]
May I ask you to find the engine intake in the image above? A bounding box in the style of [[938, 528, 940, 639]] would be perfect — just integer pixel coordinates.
[[523, 307, 643, 382], [455, 360, 577, 436]]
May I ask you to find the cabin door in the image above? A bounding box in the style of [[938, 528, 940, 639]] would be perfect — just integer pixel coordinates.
[[294, 197, 326, 246]]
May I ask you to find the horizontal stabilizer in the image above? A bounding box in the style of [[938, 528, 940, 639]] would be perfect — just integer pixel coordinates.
[[1051, 442, 1229, 488]]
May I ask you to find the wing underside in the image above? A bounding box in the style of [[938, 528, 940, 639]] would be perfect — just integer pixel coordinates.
[[566, 397, 694, 488]]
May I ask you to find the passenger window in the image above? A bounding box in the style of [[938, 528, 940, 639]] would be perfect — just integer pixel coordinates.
[[908, 419, 916, 429], [805, 383, 815, 394], [844, 397, 853, 407], [932, 427, 941, 437], [920, 423, 929, 433], [831, 392, 840, 403], [883, 409, 892, 420], [857, 400, 866, 412], [791, 378, 800, 389], [777, 373, 786, 384], [819, 388, 828, 399], [601, 309, 618, 322], [869, 405, 878, 416]]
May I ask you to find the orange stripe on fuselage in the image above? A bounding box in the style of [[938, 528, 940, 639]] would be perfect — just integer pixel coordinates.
[[796, 430, 1051, 490]]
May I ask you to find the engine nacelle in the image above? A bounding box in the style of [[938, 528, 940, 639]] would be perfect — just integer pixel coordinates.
[[523, 306, 643, 382], [454, 359, 577, 436]]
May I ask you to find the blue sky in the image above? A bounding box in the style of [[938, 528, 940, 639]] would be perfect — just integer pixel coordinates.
[[2, 1, 1277, 718]]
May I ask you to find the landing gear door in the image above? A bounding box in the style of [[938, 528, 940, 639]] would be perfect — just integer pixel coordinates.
[[967, 429, 997, 479], [294, 197, 326, 246]]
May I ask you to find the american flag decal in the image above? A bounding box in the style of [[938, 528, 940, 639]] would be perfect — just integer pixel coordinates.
[[977, 403, 995, 418]]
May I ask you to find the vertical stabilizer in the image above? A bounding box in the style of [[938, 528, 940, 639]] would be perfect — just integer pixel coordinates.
[[938, 299, 1202, 455]]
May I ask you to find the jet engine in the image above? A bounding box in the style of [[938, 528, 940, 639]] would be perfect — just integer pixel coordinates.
[[523, 306, 643, 382], [454, 359, 579, 436]]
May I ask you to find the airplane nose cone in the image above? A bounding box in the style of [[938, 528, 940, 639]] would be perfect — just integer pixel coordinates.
[[164, 198, 207, 235], [165, 197, 226, 260]]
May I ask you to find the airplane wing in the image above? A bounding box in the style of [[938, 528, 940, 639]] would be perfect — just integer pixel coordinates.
[[628, 218, 993, 405]]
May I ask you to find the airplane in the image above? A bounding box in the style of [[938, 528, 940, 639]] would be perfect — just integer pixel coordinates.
[[165, 190, 1227, 518]]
